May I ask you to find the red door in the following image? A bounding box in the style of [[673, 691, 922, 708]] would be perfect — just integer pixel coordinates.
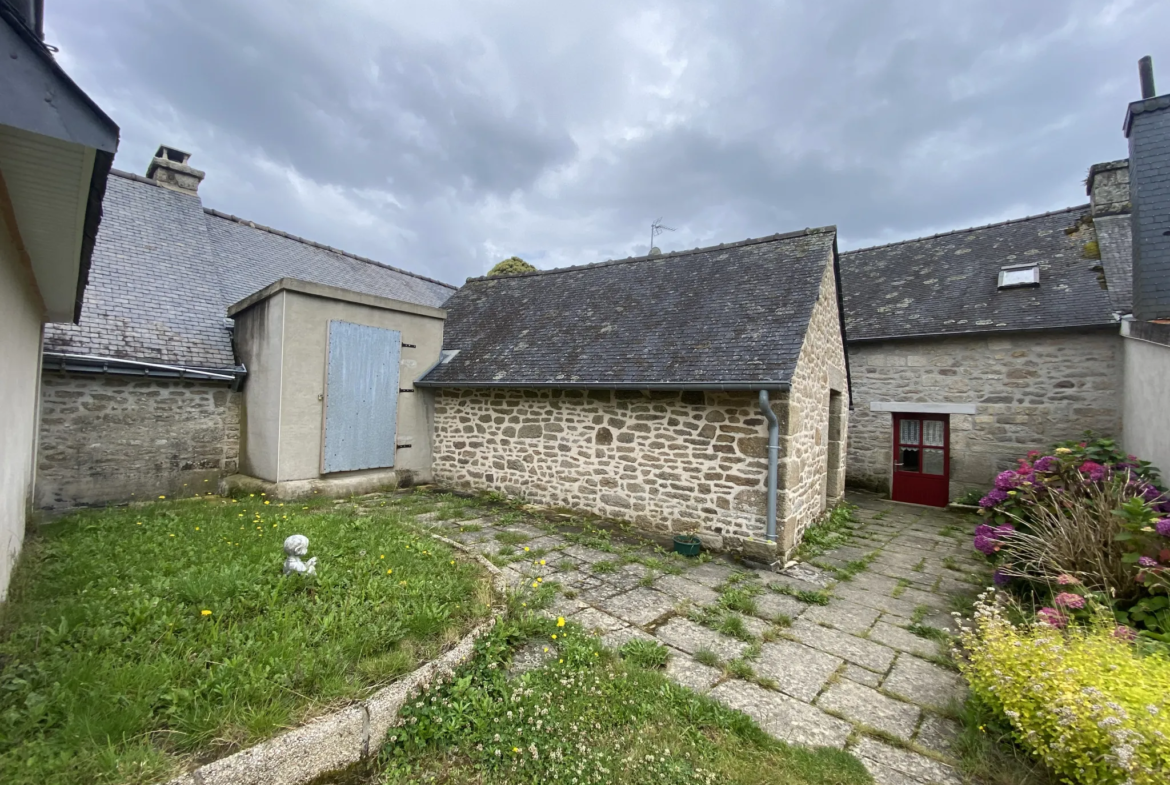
[[891, 414, 950, 507]]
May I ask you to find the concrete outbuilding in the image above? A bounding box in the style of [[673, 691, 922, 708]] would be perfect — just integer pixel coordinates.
[[226, 278, 446, 498]]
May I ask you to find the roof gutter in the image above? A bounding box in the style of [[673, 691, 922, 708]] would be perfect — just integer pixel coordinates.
[[43, 352, 247, 388], [413, 379, 792, 391], [845, 321, 1119, 344]]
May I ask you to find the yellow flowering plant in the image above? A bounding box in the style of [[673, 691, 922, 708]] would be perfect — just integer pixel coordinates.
[[959, 590, 1170, 784]]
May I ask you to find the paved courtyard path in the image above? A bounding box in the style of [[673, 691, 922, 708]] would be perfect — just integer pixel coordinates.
[[362, 489, 991, 785]]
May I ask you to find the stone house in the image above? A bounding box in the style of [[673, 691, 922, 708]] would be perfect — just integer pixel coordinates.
[[37, 147, 454, 509], [839, 59, 1170, 504], [0, 1, 118, 597], [416, 227, 850, 559]]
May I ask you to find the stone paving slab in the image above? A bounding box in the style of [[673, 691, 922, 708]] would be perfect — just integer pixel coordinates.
[[597, 587, 676, 626], [756, 571, 829, 595], [800, 599, 880, 635], [601, 626, 657, 650], [817, 679, 920, 741], [841, 572, 903, 595], [868, 622, 944, 659], [709, 680, 852, 749], [665, 650, 722, 692], [882, 655, 967, 711], [653, 617, 746, 662], [843, 663, 882, 687], [752, 640, 843, 702], [567, 607, 628, 635], [832, 584, 924, 618], [914, 714, 961, 757], [754, 591, 807, 621], [562, 544, 611, 563], [684, 561, 738, 588], [655, 574, 719, 606], [788, 618, 897, 672], [851, 737, 962, 785]]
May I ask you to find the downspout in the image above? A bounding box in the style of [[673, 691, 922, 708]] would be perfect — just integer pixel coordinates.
[[758, 390, 780, 543]]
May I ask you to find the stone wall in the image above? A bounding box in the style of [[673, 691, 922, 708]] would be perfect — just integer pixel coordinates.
[[846, 328, 1123, 498], [432, 257, 848, 559], [36, 373, 240, 509], [777, 260, 849, 551], [433, 387, 779, 555]]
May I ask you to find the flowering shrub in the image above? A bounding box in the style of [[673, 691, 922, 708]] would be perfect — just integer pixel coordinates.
[[959, 591, 1170, 785], [972, 436, 1170, 639]]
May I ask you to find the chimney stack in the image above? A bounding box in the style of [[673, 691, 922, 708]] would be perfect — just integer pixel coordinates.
[[1140, 56, 1156, 100], [145, 145, 205, 195], [1125, 57, 1170, 321]]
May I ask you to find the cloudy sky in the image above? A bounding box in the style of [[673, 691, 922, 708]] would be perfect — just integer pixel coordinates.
[[49, 0, 1169, 284]]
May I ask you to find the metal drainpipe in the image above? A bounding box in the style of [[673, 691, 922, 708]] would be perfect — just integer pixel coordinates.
[[758, 389, 780, 542]]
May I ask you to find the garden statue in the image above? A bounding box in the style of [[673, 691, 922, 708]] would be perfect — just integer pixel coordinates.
[[282, 534, 317, 575]]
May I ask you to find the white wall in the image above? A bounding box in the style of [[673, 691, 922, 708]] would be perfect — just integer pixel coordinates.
[[1122, 334, 1170, 480], [0, 207, 45, 600]]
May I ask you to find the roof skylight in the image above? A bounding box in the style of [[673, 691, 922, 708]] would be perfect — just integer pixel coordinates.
[[998, 264, 1039, 289]]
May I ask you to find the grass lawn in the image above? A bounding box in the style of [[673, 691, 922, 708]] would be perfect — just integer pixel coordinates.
[[0, 491, 494, 785], [331, 608, 871, 785]]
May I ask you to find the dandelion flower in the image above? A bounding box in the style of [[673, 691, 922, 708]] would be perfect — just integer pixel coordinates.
[[201, 610, 212, 616], [387, 569, 393, 574], [450, 560, 455, 565], [544, 646, 549, 652], [557, 617, 566, 627], [380, 555, 385, 559], [551, 634, 557, 640], [158, 495, 166, 499], [524, 547, 530, 552], [136, 522, 142, 525], [531, 582, 538, 588]]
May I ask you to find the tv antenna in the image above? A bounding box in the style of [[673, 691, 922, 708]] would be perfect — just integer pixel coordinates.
[[650, 218, 674, 253]]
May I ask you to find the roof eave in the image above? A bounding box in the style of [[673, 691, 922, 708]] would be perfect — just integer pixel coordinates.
[[845, 321, 1120, 344], [414, 379, 791, 391]]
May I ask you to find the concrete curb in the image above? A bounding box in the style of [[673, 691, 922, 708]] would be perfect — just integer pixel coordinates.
[[163, 534, 506, 785]]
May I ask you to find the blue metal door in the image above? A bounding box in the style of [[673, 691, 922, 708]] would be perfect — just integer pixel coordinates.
[[322, 320, 400, 473]]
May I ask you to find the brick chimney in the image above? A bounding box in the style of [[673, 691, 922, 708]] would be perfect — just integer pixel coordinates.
[[145, 145, 205, 195], [1125, 56, 1170, 321]]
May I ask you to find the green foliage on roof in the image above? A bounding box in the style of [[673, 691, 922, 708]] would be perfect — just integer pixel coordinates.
[[486, 256, 536, 277]]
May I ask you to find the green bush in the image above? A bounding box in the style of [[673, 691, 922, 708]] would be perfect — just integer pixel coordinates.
[[959, 594, 1170, 784], [486, 256, 536, 276]]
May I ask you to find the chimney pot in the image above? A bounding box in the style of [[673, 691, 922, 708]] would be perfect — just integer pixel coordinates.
[[145, 145, 205, 195], [1139, 56, 1156, 100]]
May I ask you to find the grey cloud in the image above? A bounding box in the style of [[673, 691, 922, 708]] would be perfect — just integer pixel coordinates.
[[46, 0, 1170, 283]]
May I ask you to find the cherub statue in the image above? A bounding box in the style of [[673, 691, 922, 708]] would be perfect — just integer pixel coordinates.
[[283, 534, 317, 575]]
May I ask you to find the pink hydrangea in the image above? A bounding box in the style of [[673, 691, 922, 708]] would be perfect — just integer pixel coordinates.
[[1036, 607, 1068, 628], [1138, 556, 1159, 568], [1053, 592, 1085, 610], [1078, 461, 1107, 482], [1112, 625, 1137, 642], [1056, 574, 1080, 585]]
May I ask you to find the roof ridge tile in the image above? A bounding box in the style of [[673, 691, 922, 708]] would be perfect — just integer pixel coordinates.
[[841, 205, 1089, 256], [464, 225, 837, 283]]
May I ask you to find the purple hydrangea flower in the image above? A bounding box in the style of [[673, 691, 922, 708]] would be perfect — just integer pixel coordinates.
[[1033, 456, 1057, 473], [993, 569, 1011, 586], [974, 524, 994, 538], [974, 535, 997, 555], [1053, 592, 1085, 610], [1142, 484, 1163, 503], [994, 470, 1019, 491], [1036, 607, 1068, 629], [1156, 519, 1170, 537], [1138, 556, 1159, 568], [1078, 461, 1107, 482]]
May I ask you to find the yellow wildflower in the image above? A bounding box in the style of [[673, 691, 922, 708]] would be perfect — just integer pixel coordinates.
[[557, 617, 565, 627], [158, 495, 166, 499], [551, 634, 557, 640], [201, 610, 212, 616]]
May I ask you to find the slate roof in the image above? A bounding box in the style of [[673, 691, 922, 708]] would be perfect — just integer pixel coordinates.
[[418, 227, 838, 388], [44, 170, 456, 369], [840, 206, 1118, 342]]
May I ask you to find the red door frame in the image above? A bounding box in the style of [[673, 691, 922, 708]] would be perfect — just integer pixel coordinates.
[[891, 413, 950, 507]]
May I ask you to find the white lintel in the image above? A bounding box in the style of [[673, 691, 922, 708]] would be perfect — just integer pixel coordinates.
[[869, 401, 977, 415]]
